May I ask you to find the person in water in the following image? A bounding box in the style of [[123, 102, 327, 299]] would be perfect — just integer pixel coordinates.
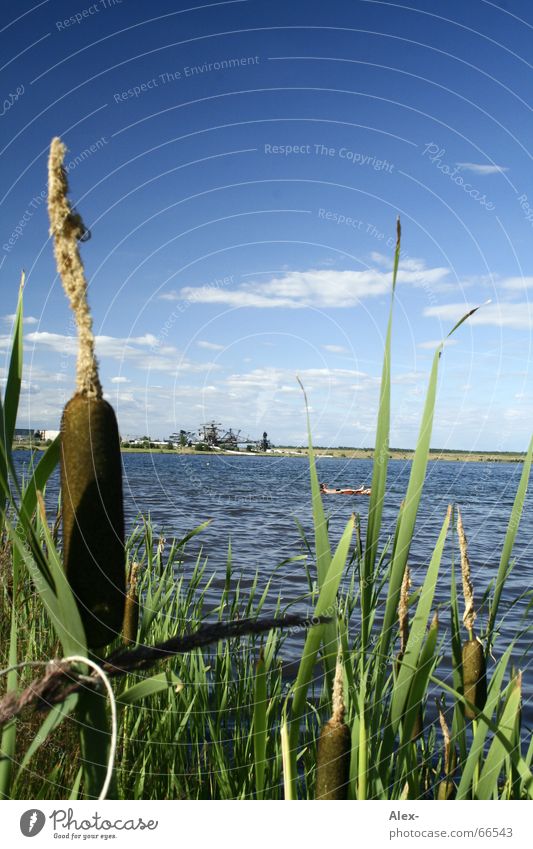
[[319, 482, 371, 495]]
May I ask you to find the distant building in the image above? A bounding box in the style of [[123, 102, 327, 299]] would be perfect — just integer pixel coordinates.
[[34, 429, 60, 442], [13, 427, 36, 442]]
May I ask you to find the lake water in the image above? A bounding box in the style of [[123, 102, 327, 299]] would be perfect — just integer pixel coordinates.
[[13, 450, 533, 725]]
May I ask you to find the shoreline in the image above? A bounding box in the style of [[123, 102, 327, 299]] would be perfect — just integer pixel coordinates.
[[13, 444, 526, 463], [118, 446, 527, 462]]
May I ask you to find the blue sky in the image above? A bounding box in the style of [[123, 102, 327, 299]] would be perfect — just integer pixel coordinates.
[[1, 0, 533, 449]]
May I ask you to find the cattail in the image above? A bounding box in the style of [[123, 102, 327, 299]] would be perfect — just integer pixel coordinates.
[[462, 638, 487, 719], [457, 508, 486, 719], [315, 656, 351, 799], [48, 137, 125, 649], [123, 562, 141, 645], [398, 566, 411, 657], [396, 566, 423, 740], [436, 698, 456, 799]]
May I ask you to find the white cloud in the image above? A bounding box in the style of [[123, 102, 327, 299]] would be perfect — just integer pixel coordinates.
[[391, 370, 426, 385], [225, 366, 371, 396], [26, 332, 78, 354], [105, 391, 138, 404], [322, 344, 349, 354], [0, 377, 39, 394], [501, 276, 533, 290], [26, 331, 220, 375], [3, 314, 38, 325], [179, 262, 453, 310], [111, 376, 130, 384], [159, 291, 181, 302], [371, 253, 428, 273], [369, 252, 391, 267], [456, 162, 508, 175], [424, 302, 533, 329], [197, 340, 224, 351]]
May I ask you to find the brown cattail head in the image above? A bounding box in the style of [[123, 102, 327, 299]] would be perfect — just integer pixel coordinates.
[[462, 637, 487, 719], [49, 137, 125, 649], [315, 656, 351, 799], [315, 720, 351, 800], [123, 561, 141, 645], [61, 394, 125, 648]]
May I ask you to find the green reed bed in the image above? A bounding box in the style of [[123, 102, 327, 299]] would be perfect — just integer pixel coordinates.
[[1, 144, 533, 800], [1, 479, 532, 800]]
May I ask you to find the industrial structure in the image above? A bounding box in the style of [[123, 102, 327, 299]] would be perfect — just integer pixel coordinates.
[[169, 421, 271, 451]]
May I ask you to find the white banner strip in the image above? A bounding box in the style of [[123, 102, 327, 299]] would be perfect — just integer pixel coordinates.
[[2, 800, 530, 848]]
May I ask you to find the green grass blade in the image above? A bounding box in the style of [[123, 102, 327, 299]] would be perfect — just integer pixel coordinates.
[[401, 612, 439, 743], [357, 666, 369, 799], [0, 275, 26, 794], [118, 671, 182, 707], [33, 498, 87, 656], [297, 378, 332, 589], [172, 519, 212, 554], [476, 674, 522, 799], [449, 524, 467, 761], [3, 274, 24, 445], [5, 518, 60, 623], [376, 346, 441, 681], [78, 688, 115, 799], [363, 219, 401, 647], [69, 768, 83, 800], [0, 605, 18, 799], [17, 436, 61, 525], [431, 671, 533, 798], [0, 273, 24, 521], [456, 645, 512, 799], [288, 514, 354, 795], [281, 718, 294, 800], [253, 649, 268, 799], [376, 304, 484, 680], [297, 378, 336, 682], [14, 694, 78, 786], [389, 507, 451, 735], [0, 394, 7, 517], [6, 505, 86, 657], [13, 436, 61, 582]]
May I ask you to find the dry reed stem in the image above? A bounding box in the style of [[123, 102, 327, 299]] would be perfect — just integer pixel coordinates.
[[47, 137, 102, 399], [437, 699, 452, 775], [123, 562, 141, 645], [457, 507, 476, 633]]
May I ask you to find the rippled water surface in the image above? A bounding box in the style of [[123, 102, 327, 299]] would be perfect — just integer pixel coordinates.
[[14, 450, 533, 723]]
